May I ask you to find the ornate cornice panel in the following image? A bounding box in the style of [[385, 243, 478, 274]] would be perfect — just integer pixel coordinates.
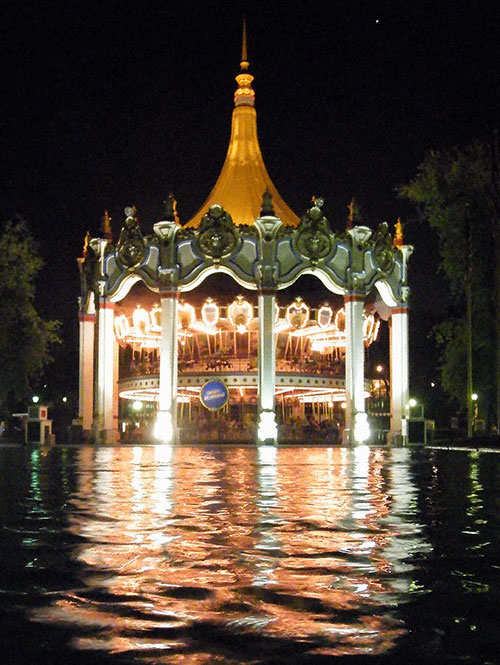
[[81, 200, 412, 308]]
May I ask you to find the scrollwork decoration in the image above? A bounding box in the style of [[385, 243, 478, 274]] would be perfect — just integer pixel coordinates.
[[293, 197, 332, 265], [193, 204, 240, 262], [116, 207, 147, 270], [373, 222, 395, 273]]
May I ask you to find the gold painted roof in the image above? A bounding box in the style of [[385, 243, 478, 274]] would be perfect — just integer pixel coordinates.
[[184, 52, 299, 228]]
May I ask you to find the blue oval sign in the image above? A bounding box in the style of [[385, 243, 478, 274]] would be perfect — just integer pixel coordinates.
[[200, 380, 229, 411]]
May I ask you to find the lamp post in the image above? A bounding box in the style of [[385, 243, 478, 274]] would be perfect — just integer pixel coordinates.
[[471, 393, 478, 433], [375, 364, 383, 401]]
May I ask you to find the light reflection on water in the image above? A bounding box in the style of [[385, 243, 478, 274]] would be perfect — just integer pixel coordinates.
[[1, 444, 500, 664]]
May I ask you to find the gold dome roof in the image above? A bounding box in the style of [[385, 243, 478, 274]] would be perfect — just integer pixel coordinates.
[[184, 35, 299, 229]]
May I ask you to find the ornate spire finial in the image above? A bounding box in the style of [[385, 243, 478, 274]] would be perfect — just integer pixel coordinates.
[[102, 210, 113, 242], [260, 190, 275, 217], [163, 193, 180, 224], [241, 20, 249, 70], [235, 20, 254, 107], [82, 230, 90, 259], [347, 198, 355, 230], [394, 218, 403, 247]]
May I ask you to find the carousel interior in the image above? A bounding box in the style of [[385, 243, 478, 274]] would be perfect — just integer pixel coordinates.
[[114, 281, 389, 442]]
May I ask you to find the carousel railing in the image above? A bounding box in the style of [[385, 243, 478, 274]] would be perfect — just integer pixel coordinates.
[[121, 356, 345, 379]]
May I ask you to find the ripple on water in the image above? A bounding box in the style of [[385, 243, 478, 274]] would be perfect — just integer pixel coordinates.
[[1, 444, 500, 664]]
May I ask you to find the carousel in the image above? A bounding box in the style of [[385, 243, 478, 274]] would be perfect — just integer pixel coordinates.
[[76, 34, 411, 445]]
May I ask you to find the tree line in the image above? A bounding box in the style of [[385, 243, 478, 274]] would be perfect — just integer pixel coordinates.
[[400, 137, 500, 435]]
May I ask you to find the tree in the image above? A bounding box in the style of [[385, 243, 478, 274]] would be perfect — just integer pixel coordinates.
[[0, 218, 60, 419], [401, 141, 499, 434]]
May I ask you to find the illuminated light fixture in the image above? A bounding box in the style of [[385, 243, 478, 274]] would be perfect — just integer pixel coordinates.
[[317, 303, 333, 328], [154, 411, 174, 443], [334, 307, 346, 333], [376, 364, 384, 373], [201, 298, 219, 328], [354, 412, 371, 443], [310, 339, 326, 352], [285, 296, 310, 329], [408, 398, 417, 407], [32, 395, 40, 404], [114, 313, 130, 341], [132, 400, 143, 412], [471, 393, 478, 401], [275, 318, 291, 333], [363, 314, 379, 344], [178, 301, 196, 329], [228, 295, 253, 333], [310, 335, 344, 351], [341, 402, 346, 409], [119, 389, 159, 402], [62, 396, 68, 403], [149, 304, 162, 332], [257, 410, 277, 442], [296, 390, 346, 403], [133, 306, 151, 335]]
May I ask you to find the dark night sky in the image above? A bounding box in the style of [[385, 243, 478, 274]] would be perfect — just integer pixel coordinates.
[[1, 0, 499, 400]]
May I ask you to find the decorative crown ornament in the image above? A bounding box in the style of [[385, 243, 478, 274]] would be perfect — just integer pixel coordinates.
[[194, 204, 240, 262], [293, 197, 332, 264]]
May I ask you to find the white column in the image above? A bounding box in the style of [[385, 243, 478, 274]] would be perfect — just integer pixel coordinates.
[[257, 289, 278, 444], [78, 298, 95, 438], [390, 306, 409, 443], [343, 294, 368, 444], [156, 290, 178, 443], [94, 297, 116, 444], [113, 337, 120, 439]]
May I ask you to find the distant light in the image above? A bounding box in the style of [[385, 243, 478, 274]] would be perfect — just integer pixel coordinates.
[[257, 410, 277, 443], [354, 412, 370, 443], [154, 411, 174, 443], [430, 382, 435, 388], [376, 364, 383, 373], [32, 395, 40, 404], [408, 398, 417, 407], [62, 396, 68, 403], [375, 18, 380, 23], [132, 400, 143, 412], [341, 402, 346, 409], [471, 393, 478, 401]]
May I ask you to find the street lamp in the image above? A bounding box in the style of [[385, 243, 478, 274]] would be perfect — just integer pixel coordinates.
[[471, 393, 479, 432], [375, 364, 384, 401]]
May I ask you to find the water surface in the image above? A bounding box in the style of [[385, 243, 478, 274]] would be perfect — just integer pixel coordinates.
[[0, 443, 499, 664]]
